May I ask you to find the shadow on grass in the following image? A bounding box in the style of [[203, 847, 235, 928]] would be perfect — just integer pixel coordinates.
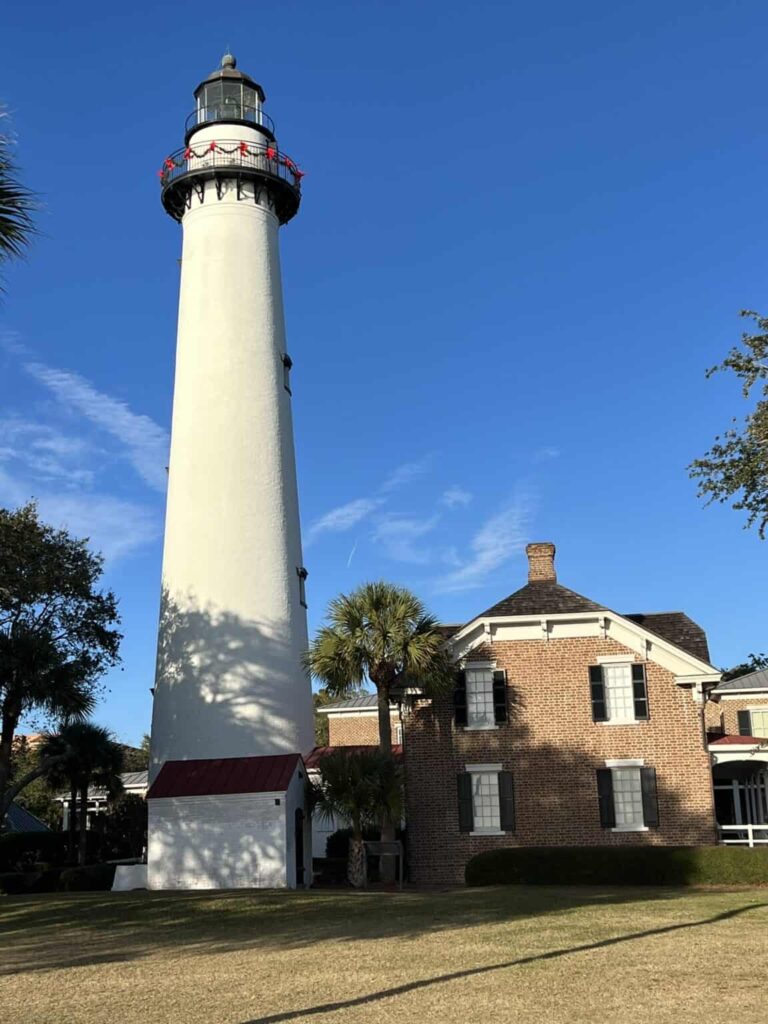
[[0, 885, 725, 975], [239, 902, 768, 1023]]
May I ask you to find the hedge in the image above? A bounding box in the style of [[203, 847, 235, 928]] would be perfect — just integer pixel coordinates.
[[465, 846, 768, 887], [0, 869, 62, 895], [59, 862, 116, 892], [0, 831, 67, 871]]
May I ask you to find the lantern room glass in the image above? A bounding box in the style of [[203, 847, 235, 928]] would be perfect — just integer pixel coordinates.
[[196, 81, 261, 127]]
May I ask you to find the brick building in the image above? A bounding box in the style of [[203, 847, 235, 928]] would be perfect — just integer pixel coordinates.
[[316, 542, 767, 882]]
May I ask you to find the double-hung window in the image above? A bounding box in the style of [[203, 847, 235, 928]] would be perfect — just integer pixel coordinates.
[[457, 765, 515, 834], [597, 761, 658, 831], [738, 709, 768, 738], [590, 662, 649, 723], [454, 667, 507, 728]]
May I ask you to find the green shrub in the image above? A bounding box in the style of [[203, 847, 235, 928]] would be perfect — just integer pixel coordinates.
[[0, 871, 39, 895], [0, 831, 67, 871], [465, 846, 768, 887], [59, 862, 116, 892]]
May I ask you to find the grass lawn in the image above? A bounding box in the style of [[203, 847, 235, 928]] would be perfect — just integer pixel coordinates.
[[1, 886, 766, 1024]]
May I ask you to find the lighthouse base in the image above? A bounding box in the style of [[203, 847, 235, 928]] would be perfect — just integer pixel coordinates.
[[146, 753, 311, 890]]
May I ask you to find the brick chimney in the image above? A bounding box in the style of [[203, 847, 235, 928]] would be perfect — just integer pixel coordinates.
[[526, 542, 556, 582]]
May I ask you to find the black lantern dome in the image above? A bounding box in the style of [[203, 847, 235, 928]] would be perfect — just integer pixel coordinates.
[[186, 53, 274, 143]]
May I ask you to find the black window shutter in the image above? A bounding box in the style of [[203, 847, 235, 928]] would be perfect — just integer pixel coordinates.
[[457, 773, 474, 832], [454, 671, 468, 727], [498, 771, 515, 831], [493, 670, 508, 724], [590, 666, 608, 722], [632, 664, 649, 720], [596, 768, 616, 827], [737, 709, 753, 736], [640, 767, 659, 827]]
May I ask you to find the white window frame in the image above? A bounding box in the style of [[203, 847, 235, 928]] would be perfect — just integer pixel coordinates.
[[748, 708, 768, 736], [465, 763, 504, 836], [605, 758, 648, 833], [597, 659, 641, 726], [463, 662, 499, 731]]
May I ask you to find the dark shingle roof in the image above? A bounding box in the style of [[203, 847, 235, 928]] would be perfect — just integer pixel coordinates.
[[477, 581, 604, 618], [3, 803, 51, 833], [714, 667, 768, 692], [464, 584, 712, 665], [623, 613, 710, 664]]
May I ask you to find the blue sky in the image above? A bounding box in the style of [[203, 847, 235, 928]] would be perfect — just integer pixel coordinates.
[[2, 1, 766, 746]]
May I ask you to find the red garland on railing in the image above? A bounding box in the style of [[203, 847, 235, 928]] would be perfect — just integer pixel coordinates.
[[158, 141, 304, 186]]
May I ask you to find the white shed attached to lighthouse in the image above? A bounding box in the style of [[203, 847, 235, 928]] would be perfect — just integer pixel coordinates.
[[147, 54, 314, 889]]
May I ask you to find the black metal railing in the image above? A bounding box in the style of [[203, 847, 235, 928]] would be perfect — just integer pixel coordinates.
[[158, 140, 303, 191], [185, 104, 275, 138]]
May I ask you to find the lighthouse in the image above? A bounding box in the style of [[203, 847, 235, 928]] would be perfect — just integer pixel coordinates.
[[146, 55, 314, 890]]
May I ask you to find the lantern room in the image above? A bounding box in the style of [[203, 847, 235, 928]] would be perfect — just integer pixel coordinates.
[[186, 53, 274, 142]]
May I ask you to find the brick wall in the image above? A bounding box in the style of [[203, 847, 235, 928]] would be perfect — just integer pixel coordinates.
[[403, 636, 717, 885], [705, 695, 768, 736], [328, 712, 400, 746]]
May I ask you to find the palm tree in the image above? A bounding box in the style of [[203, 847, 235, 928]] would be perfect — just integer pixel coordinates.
[[0, 118, 36, 282], [312, 749, 403, 887], [305, 582, 454, 757], [40, 722, 124, 865]]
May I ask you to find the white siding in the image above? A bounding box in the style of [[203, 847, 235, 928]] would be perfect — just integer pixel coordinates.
[[148, 791, 287, 890]]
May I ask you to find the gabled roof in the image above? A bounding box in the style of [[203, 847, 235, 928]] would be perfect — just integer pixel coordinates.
[[477, 581, 604, 618], [713, 667, 768, 692], [305, 745, 403, 769], [623, 613, 710, 664], [147, 754, 300, 799], [462, 584, 711, 665], [316, 694, 378, 713], [708, 734, 768, 746], [4, 803, 51, 833]]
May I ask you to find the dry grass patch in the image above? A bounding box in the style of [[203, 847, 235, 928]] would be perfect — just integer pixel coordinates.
[[0, 886, 766, 1024]]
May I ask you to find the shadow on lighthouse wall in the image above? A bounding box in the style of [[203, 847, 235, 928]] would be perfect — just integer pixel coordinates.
[[150, 587, 311, 780]]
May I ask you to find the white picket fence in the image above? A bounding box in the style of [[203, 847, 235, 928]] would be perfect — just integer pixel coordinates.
[[718, 824, 768, 847]]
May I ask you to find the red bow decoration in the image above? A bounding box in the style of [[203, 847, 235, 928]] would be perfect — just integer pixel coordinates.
[[209, 141, 217, 152], [165, 158, 175, 170], [184, 147, 192, 159], [266, 147, 276, 160], [293, 169, 305, 180], [239, 141, 248, 154], [157, 169, 165, 178]]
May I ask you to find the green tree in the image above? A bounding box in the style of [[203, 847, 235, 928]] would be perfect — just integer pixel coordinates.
[[312, 749, 403, 888], [305, 582, 453, 757], [7, 736, 60, 829], [0, 503, 122, 823], [721, 653, 768, 682], [122, 733, 151, 772], [689, 310, 768, 536], [101, 793, 147, 860], [0, 117, 36, 285], [39, 722, 125, 865], [312, 687, 369, 746]]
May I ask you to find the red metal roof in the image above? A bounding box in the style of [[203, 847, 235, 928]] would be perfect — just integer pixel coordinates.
[[304, 745, 403, 769], [709, 734, 768, 746], [147, 753, 301, 799]]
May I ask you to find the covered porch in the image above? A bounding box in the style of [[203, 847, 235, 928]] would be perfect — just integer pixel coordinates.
[[710, 737, 768, 847]]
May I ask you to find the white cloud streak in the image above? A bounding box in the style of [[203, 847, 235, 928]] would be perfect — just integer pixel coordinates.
[[441, 486, 473, 509], [24, 362, 169, 492], [433, 494, 531, 593], [304, 497, 385, 547], [371, 514, 440, 564], [380, 456, 432, 493]]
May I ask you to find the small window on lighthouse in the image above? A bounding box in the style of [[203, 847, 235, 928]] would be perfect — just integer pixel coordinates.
[[282, 353, 293, 394], [297, 567, 308, 608]]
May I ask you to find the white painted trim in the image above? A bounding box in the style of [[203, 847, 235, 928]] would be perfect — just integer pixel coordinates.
[[460, 661, 496, 670], [597, 655, 635, 665], [605, 758, 645, 767], [465, 763, 503, 773], [611, 825, 649, 833], [599, 720, 642, 727], [463, 725, 500, 732], [714, 691, 768, 700], [470, 830, 506, 837], [447, 610, 719, 680]]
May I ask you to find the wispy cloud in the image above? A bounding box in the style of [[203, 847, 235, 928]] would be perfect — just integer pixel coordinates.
[[371, 514, 440, 564], [532, 446, 560, 462], [24, 362, 169, 492], [380, 456, 432, 493], [0, 418, 95, 486], [441, 485, 473, 509], [305, 497, 385, 547], [433, 494, 531, 593]]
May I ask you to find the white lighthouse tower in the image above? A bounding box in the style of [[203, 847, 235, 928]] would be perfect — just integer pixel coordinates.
[[146, 55, 314, 890]]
